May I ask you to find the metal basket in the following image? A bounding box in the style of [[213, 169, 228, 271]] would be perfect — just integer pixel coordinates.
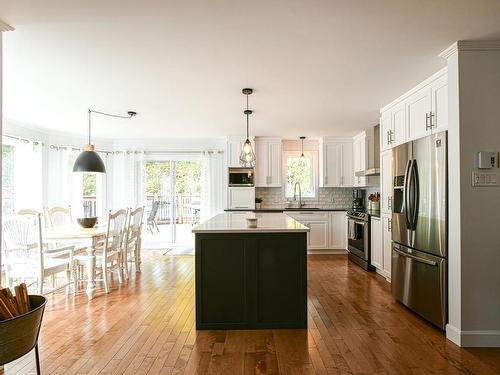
[[0, 295, 47, 374]]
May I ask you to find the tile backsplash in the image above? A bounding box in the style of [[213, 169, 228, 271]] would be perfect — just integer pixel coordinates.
[[256, 187, 352, 209]]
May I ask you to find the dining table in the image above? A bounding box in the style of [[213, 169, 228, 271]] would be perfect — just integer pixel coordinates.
[[44, 225, 107, 300]]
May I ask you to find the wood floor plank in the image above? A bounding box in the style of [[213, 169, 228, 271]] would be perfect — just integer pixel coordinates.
[[2, 252, 499, 375]]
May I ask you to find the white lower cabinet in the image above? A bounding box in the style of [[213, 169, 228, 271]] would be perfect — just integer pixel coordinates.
[[287, 211, 347, 251], [306, 221, 329, 249], [370, 217, 383, 270], [371, 215, 391, 280], [227, 187, 255, 210], [382, 213, 392, 277], [329, 211, 347, 249]]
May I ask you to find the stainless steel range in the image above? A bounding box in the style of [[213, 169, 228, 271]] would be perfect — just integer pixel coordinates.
[[346, 210, 374, 271]]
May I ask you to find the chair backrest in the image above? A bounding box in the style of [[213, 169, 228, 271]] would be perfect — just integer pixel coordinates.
[[104, 209, 128, 254], [46, 206, 73, 228], [17, 209, 46, 228], [126, 206, 144, 244], [2, 214, 43, 262], [147, 201, 159, 221]]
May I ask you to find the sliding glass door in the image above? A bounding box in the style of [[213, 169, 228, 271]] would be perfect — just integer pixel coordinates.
[[144, 158, 201, 245]]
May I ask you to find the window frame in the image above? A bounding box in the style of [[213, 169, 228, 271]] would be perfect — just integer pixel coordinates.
[[282, 150, 318, 201]]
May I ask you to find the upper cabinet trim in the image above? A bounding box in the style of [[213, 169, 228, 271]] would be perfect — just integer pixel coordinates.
[[380, 67, 447, 114], [0, 20, 14, 32], [440, 40, 500, 59]]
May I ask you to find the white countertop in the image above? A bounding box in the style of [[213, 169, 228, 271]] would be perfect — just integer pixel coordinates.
[[192, 212, 310, 233]]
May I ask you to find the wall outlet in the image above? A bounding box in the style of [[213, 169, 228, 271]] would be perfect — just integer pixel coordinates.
[[472, 171, 498, 186], [477, 151, 498, 169]]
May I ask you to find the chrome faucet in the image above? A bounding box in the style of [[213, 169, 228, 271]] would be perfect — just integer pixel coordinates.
[[293, 181, 305, 208]]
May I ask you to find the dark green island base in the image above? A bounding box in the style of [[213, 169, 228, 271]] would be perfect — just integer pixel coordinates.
[[194, 231, 308, 330]]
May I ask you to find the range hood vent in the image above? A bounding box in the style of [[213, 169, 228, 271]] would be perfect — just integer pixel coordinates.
[[355, 168, 380, 177]]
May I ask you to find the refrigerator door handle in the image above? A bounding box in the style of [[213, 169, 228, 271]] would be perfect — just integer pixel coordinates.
[[404, 159, 413, 230], [411, 160, 420, 230], [393, 247, 438, 266]]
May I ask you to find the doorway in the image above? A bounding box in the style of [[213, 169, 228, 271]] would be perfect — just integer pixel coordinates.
[[143, 158, 202, 249]]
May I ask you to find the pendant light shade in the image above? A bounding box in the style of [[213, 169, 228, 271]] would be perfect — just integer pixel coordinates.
[[239, 88, 256, 168], [73, 109, 137, 173], [299, 136, 306, 165], [73, 145, 106, 173]]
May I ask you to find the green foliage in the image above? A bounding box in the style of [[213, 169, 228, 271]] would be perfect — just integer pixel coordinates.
[[82, 174, 96, 196], [145, 161, 201, 196], [285, 156, 314, 198]]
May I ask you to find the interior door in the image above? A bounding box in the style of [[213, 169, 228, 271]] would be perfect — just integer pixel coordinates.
[[410, 132, 447, 257]]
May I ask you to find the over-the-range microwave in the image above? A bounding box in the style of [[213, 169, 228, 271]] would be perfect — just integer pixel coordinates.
[[228, 167, 254, 187]]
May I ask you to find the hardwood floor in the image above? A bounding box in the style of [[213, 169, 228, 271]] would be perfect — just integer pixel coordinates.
[[2, 252, 499, 374]]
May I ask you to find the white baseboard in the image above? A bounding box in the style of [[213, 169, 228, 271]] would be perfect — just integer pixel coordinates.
[[446, 324, 500, 347], [307, 249, 348, 255], [375, 268, 391, 282]]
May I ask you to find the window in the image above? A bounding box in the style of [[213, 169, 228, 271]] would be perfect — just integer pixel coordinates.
[[283, 151, 317, 199]]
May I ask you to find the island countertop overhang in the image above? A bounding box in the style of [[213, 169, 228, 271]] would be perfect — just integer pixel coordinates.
[[192, 212, 310, 233]]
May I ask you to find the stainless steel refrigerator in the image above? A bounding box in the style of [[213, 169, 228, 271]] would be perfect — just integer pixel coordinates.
[[391, 131, 447, 329]]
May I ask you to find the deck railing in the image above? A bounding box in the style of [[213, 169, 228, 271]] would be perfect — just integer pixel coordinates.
[[146, 194, 200, 224]]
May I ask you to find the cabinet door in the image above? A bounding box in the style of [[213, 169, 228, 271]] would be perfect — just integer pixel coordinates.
[[380, 150, 393, 214], [382, 215, 392, 276], [341, 142, 353, 187], [323, 143, 342, 187], [380, 111, 392, 151], [431, 76, 448, 132], [329, 212, 347, 249], [268, 141, 282, 187], [392, 103, 406, 146], [227, 138, 244, 167], [254, 141, 268, 187], [228, 187, 255, 209], [307, 221, 329, 249], [371, 218, 383, 270], [407, 88, 432, 141]]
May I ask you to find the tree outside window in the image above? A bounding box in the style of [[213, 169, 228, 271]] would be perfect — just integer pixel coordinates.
[[284, 151, 317, 199]]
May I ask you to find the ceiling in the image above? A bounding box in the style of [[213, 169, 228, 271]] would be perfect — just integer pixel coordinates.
[[2, 0, 500, 140]]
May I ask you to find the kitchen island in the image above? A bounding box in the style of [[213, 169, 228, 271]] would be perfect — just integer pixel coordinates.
[[192, 212, 309, 330]]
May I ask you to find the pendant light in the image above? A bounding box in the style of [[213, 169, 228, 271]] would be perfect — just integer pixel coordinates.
[[73, 109, 137, 173], [299, 136, 306, 164], [239, 88, 256, 167]]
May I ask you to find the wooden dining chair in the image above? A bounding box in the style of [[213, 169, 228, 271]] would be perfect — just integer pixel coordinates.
[[2, 214, 77, 295], [45, 206, 73, 227], [123, 206, 145, 280], [80, 209, 128, 294]]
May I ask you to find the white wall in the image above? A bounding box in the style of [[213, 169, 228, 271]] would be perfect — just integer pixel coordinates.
[[444, 42, 500, 347]]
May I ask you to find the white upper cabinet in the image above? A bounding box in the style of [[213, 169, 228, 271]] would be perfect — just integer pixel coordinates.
[[381, 103, 407, 151], [380, 68, 447, 148], [407, 87, 432, 141], [320, 138, 353, 187], [380, 150, 393, 215], [341, 142, 353, 187], [430, 74, 448, 132], [352, 129, 375, 187], [227, 136, 245, 167], [254, 137, 282, 187]]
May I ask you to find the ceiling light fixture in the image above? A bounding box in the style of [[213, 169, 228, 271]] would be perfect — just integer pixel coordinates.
[[239, 88, 256, 167], [73, 109, 137, 173], [299, 136, 306, 164]]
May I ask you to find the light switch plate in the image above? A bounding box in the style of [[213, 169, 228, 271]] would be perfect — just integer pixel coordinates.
[[472, 171, 498, 186], [477, 151, 498, 169]]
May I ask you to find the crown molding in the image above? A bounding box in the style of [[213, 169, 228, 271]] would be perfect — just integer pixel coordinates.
[[440, 40, 500, 59], [0, 19, 14, 32]]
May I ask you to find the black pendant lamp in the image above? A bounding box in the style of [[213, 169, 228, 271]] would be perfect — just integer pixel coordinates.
[[73, 109, 137, 173], [299, 136, 306, 164], [239, 88, 256, 167]]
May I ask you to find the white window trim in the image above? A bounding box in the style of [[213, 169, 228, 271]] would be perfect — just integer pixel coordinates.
[[282, 150, 318, 201]]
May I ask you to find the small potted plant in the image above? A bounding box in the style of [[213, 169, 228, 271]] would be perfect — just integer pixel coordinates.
[[368, 193, 380, 211], [255, 197, 263, 210]]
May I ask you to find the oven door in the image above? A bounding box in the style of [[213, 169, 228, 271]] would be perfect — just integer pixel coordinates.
[[347, 218, 368, 260]]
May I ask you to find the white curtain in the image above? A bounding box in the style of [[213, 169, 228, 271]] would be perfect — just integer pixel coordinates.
[[13, 139, 43, 212], [200, 151, 225, 222], [111, 151, 145, 209]]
